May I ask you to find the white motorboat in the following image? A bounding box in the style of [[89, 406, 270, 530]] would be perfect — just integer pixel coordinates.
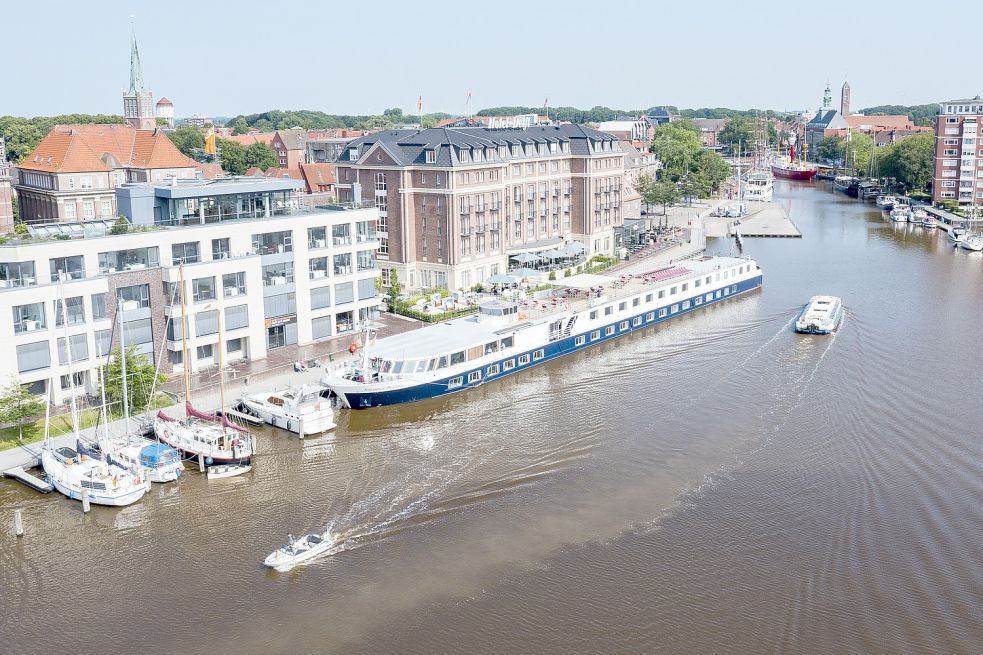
[[795, 295, 844, 335], [889, 207, 910, 222], [241, 385, 336, 435], [876, 194, 897, 209], [206, 464, 252, 479], [948, 227, 967, 244], [264, 531, 339, 571], [920, 215, 938, 229], [911, 208, 928, 223], [959, 235, 983, 251]]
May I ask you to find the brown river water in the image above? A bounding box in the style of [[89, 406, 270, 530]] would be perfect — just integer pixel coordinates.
[[2, 181, 982, 654]]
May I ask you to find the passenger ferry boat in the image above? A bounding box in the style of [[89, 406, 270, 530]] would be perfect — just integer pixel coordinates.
[[795, 296, 844, 334], [743, 170, 774, 201], [322, 256, 763, 409]]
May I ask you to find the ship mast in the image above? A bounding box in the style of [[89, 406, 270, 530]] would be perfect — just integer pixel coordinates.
[[178, 264, 191, 404]]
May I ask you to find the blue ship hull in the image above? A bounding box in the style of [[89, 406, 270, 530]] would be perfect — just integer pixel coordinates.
[[342, 275, 763, 408]]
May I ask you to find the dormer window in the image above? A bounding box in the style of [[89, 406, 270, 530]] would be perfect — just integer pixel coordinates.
[[459, 148, 470, 162], [348, 147, 359, 161], [473, 149, 482, 163], [425, 149, 436, 164]]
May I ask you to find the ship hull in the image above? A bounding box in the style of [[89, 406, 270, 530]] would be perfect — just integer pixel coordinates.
[[771, 165, 817, 181], [328, 275, 764, 409]]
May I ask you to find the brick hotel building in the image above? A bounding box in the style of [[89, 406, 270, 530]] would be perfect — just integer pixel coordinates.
[[933, 97, 983, 206], [334, 125, 625, 291]]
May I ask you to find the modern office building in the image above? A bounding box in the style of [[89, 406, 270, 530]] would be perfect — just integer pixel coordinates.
[[1, 177, 381, 403], [933, 98, 983, 206], [334, 124, 625, 292]]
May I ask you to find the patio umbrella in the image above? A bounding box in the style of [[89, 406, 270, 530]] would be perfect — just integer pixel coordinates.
[[566, 242, 585, 252], [509, 267, 544, 279], [511, 252, 541, 264], [486, 274, 518, 285], [540, 249, 565, 260]]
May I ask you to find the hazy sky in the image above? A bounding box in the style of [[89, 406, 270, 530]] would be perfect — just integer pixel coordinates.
[[5, 0, 979, 118]]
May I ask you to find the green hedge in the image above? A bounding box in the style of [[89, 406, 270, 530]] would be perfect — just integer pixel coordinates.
[[393, 302, 479, 323]]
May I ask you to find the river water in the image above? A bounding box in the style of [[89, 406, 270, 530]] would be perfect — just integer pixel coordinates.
[[2, 181, 982, 654]]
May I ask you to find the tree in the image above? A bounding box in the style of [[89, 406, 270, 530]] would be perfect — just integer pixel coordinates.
[[99, 345, 168, 418], [385, 268, 401, 311], [717, 115, 754, 155], [231, 118, 250, 135], [643, 180, 682, 223], [0, 380, 46, 441], [815, 136, 844, 165], [420, 116, 437, 129], [244, 142, 278, 171], [691, 149, 732, 196], [880, 133, 934, 193], [13, 222, 28, 236], [167, 125, 204, 158], [109, 216, 129, 235], [217, 139, 247, 175], [11, 194, 18, 222], [649, 121, 703, 181], [845, 131, 874, 176]]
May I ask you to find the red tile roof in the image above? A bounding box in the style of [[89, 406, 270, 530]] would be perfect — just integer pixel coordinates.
[[845, 115, 914, 131], [196, 162, 225, 179], [225, 132, 276, 146], [263, 167, 303, 181], [18, 124, 197, 173], [298, 163, 337, 194]]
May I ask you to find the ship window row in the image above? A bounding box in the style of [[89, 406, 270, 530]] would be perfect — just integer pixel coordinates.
[[377, 335, 516, 377]]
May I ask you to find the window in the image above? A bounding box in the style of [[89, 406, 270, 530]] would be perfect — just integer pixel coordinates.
[[620, 321, 629, 330], [54, 297, 85, 326], [49, 255, 84, 282], [518, 354, 531, 365], [670, 286, 677, 295], [658, 308, 667, 318], [308, 226, 327, 249], [13, 302, 47, 334], [500, 336, 514, 349], [226, 338, 243, 354], [448, 376, 464, 389], [118, 283, 150, 309], [695, 297, 703, 306], [670, 304, 679, 314], [91, 294, 107, 320], [263, 293, 296, 318], [357, 277, 377, 300], [605, 326, 614, 336], [632, 298, 640, 307], [646, 312, 654, 321], [632, 317, 642, 326], [575, 335, 586, 346], [16, 341, 50, 373], [486, 364, 500, 376], [192, 276, 216, 303], [212, 238, 231, 260], [619, 301, 627, 311], [223, 272, 246, 297], [682, 300, 691, 310], [425, 149, 436, 164], [57, 334, 89, 364], [590, 310, 598, 320], [252, 231, 292, 255], [335, 282, 354, 304], [263, 262, 294, 286], [533, 349, 544, 361], [196, 344, 214, 360], [195, 310, 219, 336], [100, 199, 112, 217], [658, 290, 666, 299], [503, 359, 515, 371], [225, 304, 249, 331], [590, 330, 600, 341], [171, 242, 199, 265], [64, 202, 76, 220], [604, 306, 613, 316], [60, 371, 86, 390]]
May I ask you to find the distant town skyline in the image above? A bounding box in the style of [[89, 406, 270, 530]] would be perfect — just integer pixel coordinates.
[[5, 0, 978, 120]]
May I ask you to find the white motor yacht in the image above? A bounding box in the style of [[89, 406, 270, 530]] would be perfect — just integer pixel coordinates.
[[960, 235, 983, 252], [264, 531, 339, 571], [889, 207, 910, 222], [743, 169, 774, 201], [87, 438, 184, 483], [241, 385, 336, 435], [795, 296, 844, 335]]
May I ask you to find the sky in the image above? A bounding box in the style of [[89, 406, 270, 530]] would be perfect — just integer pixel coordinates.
[[4, 0, 980, 119]]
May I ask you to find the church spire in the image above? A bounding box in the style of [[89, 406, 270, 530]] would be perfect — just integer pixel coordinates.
[[129, 23, 145, 95]]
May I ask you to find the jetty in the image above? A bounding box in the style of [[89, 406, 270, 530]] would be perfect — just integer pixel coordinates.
[[2, 464, 53, 493]]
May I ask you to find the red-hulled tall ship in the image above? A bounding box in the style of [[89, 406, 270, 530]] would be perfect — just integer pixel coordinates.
[[772, 135, 818, 181]]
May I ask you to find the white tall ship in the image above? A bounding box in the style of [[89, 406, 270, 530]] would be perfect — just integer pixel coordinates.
[[322, 256, 762, 408]]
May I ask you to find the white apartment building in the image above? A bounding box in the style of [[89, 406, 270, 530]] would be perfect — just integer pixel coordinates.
[[1, 177, 381, 404]]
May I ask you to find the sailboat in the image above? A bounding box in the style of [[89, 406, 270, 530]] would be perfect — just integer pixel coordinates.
[[80, 297, 184, 483], [154, 265, 255, 468], [42, 278, 149, 506]]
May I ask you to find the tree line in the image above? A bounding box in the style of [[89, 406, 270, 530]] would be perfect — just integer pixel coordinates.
[[0, 114, 124, 163], [812, 132, 934, 193], [224, 107, 451, 133], [166, 125, 278, 175]]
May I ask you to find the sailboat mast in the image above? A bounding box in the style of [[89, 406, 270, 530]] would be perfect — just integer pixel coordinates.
[[217, 308, 225, 422], [118, 296, 131, 430], [178, 264, 191, 402], [96, 345, 111, 444], [57, 278, 80, 436]]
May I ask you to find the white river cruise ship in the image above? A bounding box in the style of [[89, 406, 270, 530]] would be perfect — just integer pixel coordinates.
[[322, 256, 763, 408]]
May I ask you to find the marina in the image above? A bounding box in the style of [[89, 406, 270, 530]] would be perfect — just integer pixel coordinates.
[[4, 180, 983, 654]]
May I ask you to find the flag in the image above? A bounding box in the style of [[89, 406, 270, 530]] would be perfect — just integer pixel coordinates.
[[203, 127, 216, 155], [417, 96, 423, 114]]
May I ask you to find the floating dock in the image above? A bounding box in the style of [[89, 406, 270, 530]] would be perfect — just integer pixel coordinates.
[[2, 465, 54, 493]]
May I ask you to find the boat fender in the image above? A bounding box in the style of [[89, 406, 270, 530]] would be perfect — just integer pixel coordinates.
[[134, 476, 141, 485], [80, 454, 87, 461], [349, 343, 358, 354], [205, 457, 214, 466], [518, 312, 526, 321]]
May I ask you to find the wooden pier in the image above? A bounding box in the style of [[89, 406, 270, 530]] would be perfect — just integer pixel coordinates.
[[2, 465, 53, 493]]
